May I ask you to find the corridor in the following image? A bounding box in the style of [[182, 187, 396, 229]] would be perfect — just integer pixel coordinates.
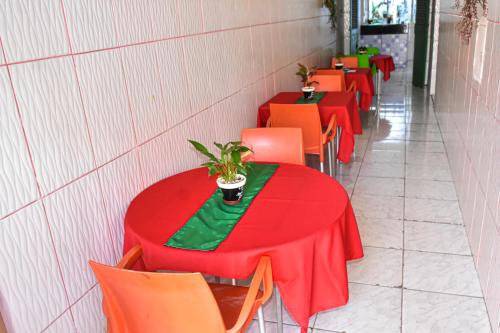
[[249, 69, 493, 333]]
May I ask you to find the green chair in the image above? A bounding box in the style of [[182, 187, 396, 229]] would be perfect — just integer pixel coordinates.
[[357, 54, 370, 68], [357, 54, 377, 75], [366, 47, 380, 56]]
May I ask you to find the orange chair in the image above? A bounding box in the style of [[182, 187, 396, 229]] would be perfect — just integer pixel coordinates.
[[268, 104, 337, 175], [90, 246, 273, 333], [310, 74, 356, 93], [241, 128, 305, 165], [314, 69, 356, 92], [331, 56, 359, 68]]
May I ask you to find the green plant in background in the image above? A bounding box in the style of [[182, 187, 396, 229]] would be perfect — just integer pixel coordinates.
[[188, 140, 252, 183], [323, 0, 337, 31], [371, 2, 386, 21], [296, 63, 318, 87]]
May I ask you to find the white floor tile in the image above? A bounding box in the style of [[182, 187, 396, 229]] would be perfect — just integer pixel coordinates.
[[359, 162, 405, 178], [352, 194, 404, 220], [404, 221, 471, 255], [406, 152, 449, 166], [403, 289, 492, 333], [405, 179, 457, 200], [367, 139, 406, 151], [348, 247, 403, 287], [354, 176, 405, 197], [314, 283, 402, 333], [357, 217, 403, 249], [406, 140, 446, 153], [406, 130, 443, 142], [337, 161, 361, 176], [404, 251, 483, 297], [405, 163, 453, 181], [404, 198, 463, 223], [364, 150, 406, 164]]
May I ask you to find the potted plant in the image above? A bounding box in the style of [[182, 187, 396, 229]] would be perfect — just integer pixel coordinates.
[[323, 0, 337, 32], [334, 53, 344, 69], [188, 140, 252, 205], [296, 63, 318, 100]]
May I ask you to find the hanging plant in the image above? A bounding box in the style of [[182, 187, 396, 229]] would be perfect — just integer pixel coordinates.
[[323, 0, 337, 32], [454, 0, 487, 43]]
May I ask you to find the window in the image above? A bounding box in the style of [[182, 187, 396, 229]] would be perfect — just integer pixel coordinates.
[[366, 0, 412, 24]]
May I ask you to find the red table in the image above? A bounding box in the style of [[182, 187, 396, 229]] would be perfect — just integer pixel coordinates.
[[370, 55, 396, 81], [257, 92, 360, 163], [124, 164, 363, 332], [345, 68, 375, 111]]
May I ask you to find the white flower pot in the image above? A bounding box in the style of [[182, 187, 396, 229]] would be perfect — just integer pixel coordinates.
[[301, 86, 316, 100], [217, 174, 246, 204]]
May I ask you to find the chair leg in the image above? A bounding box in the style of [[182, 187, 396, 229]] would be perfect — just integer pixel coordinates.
[[327, 143, 334, 177], [275, 287, 283, 333], [331, 140, 337, 177], [257, 307, 266, 333], [320, 161, 324, 173], [231, 278, 236, 286]]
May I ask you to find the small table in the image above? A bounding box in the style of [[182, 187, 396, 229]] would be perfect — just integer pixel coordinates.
[[370, 55, 396, 126], [344, 68, 375, 111], [257, 92, 360, 163], [124, 164, 363, 333], [370, 54, 396, 81]]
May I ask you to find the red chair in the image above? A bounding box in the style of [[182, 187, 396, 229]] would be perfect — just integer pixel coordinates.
[[268, 104, 337, 175], [241, 128, 305, 165], [90, 245, 273, 333]]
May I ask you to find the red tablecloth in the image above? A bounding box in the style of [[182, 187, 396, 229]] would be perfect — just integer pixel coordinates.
[[370, 55, 396, 81], [124, 164, 363, 332], [345, 68, 375, 111], [257, 92, 360, 163]]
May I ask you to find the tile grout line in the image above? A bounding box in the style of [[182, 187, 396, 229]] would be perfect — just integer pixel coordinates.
[[400, 75, 408, 333]]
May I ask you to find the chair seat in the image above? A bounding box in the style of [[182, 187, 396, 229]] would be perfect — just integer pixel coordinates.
[[209, 283, 263, 330]]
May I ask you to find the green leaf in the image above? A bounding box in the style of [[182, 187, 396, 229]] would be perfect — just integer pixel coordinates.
[[188, 140, 218, 162], [231, 150, 241, 164]]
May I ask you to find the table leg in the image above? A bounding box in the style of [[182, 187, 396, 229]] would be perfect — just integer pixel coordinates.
[[336, 127, 342, 166], [231, 278, 236, 286], [275, 287, 283, 333], [377, 70, 382, 128], [330, 140, 337, 177]]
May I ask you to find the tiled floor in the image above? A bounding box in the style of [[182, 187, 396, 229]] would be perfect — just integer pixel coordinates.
[[247, 69, 493, 332]]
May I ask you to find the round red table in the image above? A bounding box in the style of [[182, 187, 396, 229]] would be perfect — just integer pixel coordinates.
[[124, 164, 363, 331]]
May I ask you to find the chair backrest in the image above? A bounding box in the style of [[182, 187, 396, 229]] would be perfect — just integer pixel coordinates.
[[367, 47, 380, 55], [269, 104, 322, 154], [357, 54, 370, 68], [315, 69, 347, 91], [310, 74, 344, 92], [241, 128, 305, 165], [90, 262, 227, 333], [341, 56, 358, 68]]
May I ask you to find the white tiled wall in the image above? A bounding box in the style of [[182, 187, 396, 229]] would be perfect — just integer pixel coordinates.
[[435, 1, 500, 331], [0, 0, 335, 332]]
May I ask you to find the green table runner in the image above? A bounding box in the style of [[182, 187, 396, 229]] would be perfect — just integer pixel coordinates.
[[296, 91, 325, 104], [165, 163, 279, 251]]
